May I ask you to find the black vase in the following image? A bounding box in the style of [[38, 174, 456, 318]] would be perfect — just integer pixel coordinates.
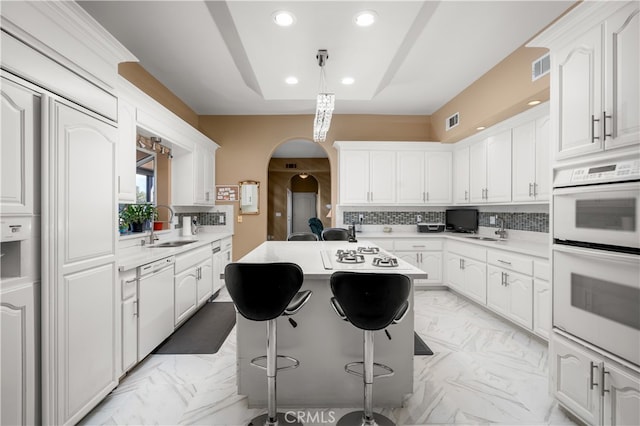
[[131, 222, 144, 233]]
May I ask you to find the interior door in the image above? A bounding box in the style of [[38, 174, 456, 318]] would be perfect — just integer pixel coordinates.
[[291, 192, 317, 233]]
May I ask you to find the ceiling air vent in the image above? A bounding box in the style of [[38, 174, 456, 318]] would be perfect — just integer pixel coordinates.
[[532, 53, 550, 81], [285, 163, 298, 169], [445, 112, 459, 131]]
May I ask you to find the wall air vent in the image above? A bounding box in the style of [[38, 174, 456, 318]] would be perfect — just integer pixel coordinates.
[[445, 112, 460, 131], [285, 163, 298, 169], [532, 53, 550, 81]]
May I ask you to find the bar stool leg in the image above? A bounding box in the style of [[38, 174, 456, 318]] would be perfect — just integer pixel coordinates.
[[336, 330, 394, 426]]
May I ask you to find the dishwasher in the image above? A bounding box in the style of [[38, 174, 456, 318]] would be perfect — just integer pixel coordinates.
[[137, 256, 175, 360]]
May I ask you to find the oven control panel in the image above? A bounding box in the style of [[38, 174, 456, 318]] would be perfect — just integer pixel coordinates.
[[554, 158, 640, 187]]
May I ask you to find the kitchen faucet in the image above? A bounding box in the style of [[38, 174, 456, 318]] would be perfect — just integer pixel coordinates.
[[495, 217, 507, 239], [148, 204, 175, 245]]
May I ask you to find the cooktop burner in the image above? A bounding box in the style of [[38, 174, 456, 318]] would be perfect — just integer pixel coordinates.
[[372, 256, 399, 267], [336, 250, 366, 264], [357, 246, 380, 255]]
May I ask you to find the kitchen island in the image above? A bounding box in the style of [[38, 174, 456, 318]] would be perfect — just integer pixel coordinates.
[[234, 240, 427, 408]]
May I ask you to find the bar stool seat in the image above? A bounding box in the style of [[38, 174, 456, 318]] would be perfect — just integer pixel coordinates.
[[225, 262, 312, 426], [287, 232, 319, 241], [330, 271, 411, 426], [321, 227, 350, 241]]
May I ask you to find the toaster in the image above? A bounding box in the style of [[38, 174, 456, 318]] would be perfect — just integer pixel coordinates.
[[417, 222, 445, 233]]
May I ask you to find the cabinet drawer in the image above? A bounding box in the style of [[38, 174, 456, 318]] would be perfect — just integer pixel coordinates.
[[395, 239, 443, 251], [175, 246, 211, 273], [534, 260, 550, 281], [446, 240, 486, 262], [120, 270, 137, 300], [488, 250, 532, 275]]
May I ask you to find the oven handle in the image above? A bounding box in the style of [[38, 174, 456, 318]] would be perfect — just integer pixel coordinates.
[[553, 180, 639, 195], [553, 243, 639, 263]]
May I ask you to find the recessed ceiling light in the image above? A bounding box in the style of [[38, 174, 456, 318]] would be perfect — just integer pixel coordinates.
[[355, 11, 377, 27], [273, 11, 295, 27], [527, 100, 541, 106], [285, 76, 298, 85], [476, 126, 486, 131], [341, 77, 355, 85]]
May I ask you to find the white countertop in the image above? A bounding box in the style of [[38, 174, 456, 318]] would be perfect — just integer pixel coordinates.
[[351, 230, 550, 258], [238, 240, 428, 279], [118, 232, 233, 271]]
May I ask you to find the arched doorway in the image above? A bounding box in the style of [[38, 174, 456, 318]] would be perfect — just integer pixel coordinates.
[[267, 139, 331, 240]]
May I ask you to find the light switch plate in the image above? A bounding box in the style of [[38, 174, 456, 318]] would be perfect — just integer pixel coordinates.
[[238, 215, 243, 223]]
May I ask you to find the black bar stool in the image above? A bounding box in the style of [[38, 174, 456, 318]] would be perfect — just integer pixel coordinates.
[[330, 271, 411, 426], [287, 232, 319, 241], [225, 263, 312, 426], [321, 227, 350, 241]]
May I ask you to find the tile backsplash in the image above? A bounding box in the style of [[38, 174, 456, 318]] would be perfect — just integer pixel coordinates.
[[176, 212, 227, 228], [343, 210, 549, 233]]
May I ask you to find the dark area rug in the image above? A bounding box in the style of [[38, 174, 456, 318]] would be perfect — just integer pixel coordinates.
[[153, 302, 236, 355], [414, 332, 434, 355]]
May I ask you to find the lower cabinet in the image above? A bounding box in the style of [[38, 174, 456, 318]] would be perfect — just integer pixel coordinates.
[[120, 269, 137, 374], [174, 246, 214, 326], [445, 252, 487, 304], [551, 332, 640, 426], [394, 239, 443, 287], [533, 260, 551, 340], [487, 265, 533, 329]]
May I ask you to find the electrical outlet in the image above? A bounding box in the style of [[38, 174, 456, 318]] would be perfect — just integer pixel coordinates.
[[237, 215, 243, 223], [358, 214, 364, 222], [416, 215, 422, 223], [220, 215, 225, 224], [490, 216, 496, 225]]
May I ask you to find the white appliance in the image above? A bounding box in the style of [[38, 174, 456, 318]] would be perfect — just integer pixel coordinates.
[[552, 156, 640, 366], [137, 256, 175, 360]]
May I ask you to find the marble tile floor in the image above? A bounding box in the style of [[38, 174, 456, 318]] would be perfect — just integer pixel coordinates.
[[80, 289, 577, 426]]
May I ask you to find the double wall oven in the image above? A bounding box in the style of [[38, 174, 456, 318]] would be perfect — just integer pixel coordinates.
[[552, 157, 640, 366]]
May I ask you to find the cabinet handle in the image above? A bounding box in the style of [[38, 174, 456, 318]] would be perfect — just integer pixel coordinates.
[[501, 272, 504, 286], [124, 278, 137, 284], [426, 192, 429, 202], [529, 183, 533, 197], [420, 253, 423, 263], [589, 361, 599, 390], [118, 176, 121, 193], [460, 258, 465, 270], [464, 190, 468, 201], [591, 115, 601, 143], [422, 192, 425, 202], [533, 182, 537, 197], [603, 111, 612, 140], [504, 272, 508, 286], [416, 253, 420, 263], [413, 245, 426, 248], [600, 365, 610, 397], [133, 300, 138, 317], [498, 259, 512, 265]]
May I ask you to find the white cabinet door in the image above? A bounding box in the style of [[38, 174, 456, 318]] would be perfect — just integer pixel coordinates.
[[453, 146, 470, 204], [396, 251, 419, 269], [340, 150, 369, 204], [197, 258, 213, 306], [121, 296, 137, 372], [117, 98, 136, 203], [534, 116, 551, 201], [463, 258, 487, 305], [469, 140, 487, 203], [487, 265, 509, 315], [604, 3, 640, 151], [603, 361, 640, 426], [512, 121, 537, 202], [533, 278, 551, 340], [445, 253, 464, 293], [1, 282, 38, 426], [555, 24, 604, 159], [48, 100, 118, 425], [486, 130, 512, 202], [421, 251, 442, 283], [425, 151, 452, 204], [203, 144, 215, 204], [551, 335, 601, 425], [369, 151, 396, 203], [505, 270, 533, 329], [1, 78, 39, 215], [174, 268, 197, 326], [396, 151, 425, 204]]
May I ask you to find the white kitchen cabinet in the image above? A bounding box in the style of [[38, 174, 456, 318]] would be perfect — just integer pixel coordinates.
[[470, 131, 512, 203], [394, 239, 442, 287], [512, 116, 550, 202], [534, 2, 639, 160], [453, 146, 470, 204], [339, 150, 396, 204], [1, 282, 39, 426], [396, 151, 452, 204], [462, 258, 487, 305], [174, 245, 214, 326], [196, 257, 213, 306], [48, 100, 119, 425], [487, 265, 533, 329], [533, 260, 551, 341], [551, 332, 640, 426], [173, 143, 217, 206], [117, 98, 137, 203], [445, 242, 487, 305], [1, 77, 40, 215], [212, 237, 232, 296], [174, 267, 198, 326], [120, 269, 137, 374]]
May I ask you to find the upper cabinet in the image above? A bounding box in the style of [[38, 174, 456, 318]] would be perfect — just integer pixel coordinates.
[[529, 1, 639, 162], [512, 116, 550, 202], [335, 142, 452, 206], [173, 142, 216, 206], [469, 131, 512, 203], [117, 98, 137, 203], [453, 146, 470, 204]]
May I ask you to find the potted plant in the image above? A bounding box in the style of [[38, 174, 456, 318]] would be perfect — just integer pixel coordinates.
[[120, 204, 157, 233]]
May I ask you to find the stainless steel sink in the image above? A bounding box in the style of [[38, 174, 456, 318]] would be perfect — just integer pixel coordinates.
[[468, 236, 499, 241], [150, 240, 197, 248]]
